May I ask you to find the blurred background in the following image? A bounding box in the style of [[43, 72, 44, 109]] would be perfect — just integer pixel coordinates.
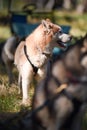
[[0, 0, 87, 41]]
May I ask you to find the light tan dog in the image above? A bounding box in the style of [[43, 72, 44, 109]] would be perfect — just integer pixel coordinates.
[[14, 19, 71, 105]]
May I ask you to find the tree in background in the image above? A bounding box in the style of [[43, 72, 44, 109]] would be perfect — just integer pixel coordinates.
[[76, 0, 87, 13]]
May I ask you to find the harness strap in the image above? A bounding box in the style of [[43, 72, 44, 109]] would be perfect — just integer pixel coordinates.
[[24, 45, 38, 75]]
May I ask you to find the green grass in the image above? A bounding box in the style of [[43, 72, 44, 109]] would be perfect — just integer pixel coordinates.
[[0, 93, 19, 112], [83, 113, 87, 130], [0, 64, 34, 113]]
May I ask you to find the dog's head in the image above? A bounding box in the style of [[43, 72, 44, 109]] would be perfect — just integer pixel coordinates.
[[42, 19, 72, 49]]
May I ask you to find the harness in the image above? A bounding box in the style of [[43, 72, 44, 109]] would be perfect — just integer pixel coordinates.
[[24, 44, 51, 76], [24, 29, 52, 76], [24, 45, 38, 75]]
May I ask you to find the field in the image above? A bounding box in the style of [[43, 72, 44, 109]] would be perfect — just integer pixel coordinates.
[[0, 10, 87, 129]]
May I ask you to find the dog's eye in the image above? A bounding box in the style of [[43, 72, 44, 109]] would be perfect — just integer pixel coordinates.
[[59, 30, 62, 34], [48, 25, 52, 29]]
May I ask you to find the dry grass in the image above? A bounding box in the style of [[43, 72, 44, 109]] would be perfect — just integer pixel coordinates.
[[0, 64, 34, 113]]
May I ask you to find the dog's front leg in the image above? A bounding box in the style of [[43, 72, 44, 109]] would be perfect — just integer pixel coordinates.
[[18, 74, 22, 95], [21, 62, 33, 105], [22, 76, 31, 105], [36, 64, 47, 82]]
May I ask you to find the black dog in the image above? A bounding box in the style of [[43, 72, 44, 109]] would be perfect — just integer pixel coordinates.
[[32, 60, 87, 130], [64, 34, 87, 75], [0, 60, 87, 130]]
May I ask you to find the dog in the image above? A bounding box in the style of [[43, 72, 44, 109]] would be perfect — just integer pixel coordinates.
[[0, 59, 86, 130], [32, 59, 87, 130], [0, 61, 86, 130], [65, 34, 87, 72], [14, 18, 72, 105], [1, 34, 20, 84], [53, 34, 87, 76], [1, 35, 25, 84]]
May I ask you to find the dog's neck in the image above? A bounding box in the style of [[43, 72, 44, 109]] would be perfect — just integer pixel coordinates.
[[24, 44, 52, 76], [26, 24, 55, 54], [24, 24, 58, 68]]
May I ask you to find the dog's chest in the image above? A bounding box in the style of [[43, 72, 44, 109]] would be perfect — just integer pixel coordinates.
[[30, 53, 48, 68], [29, 44, 52, 68]]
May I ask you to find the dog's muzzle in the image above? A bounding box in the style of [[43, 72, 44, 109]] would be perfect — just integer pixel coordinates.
[[57, 32, 72, 49]]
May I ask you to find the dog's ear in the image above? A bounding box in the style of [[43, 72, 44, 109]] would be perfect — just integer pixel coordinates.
[[42, 19, 52, 27], [46, 18, 51, 22], [42, 19, 53, 34]]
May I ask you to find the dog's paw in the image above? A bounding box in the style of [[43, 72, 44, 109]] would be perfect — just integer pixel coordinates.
[[22, 98, 31, 106]]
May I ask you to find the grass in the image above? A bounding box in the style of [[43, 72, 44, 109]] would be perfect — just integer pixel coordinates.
[[0, 10, 87, 128], [0, 64, 34, 113]]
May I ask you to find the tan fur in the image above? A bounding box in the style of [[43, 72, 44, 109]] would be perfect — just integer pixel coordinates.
[[14, 19, 71, 105]]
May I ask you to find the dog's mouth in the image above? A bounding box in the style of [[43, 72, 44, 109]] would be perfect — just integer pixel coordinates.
[[56, 33, 72, 49], [57, 40, 67, 49]]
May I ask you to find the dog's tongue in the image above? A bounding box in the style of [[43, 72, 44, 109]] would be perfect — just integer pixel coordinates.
[[57, 41, 68, 50]]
